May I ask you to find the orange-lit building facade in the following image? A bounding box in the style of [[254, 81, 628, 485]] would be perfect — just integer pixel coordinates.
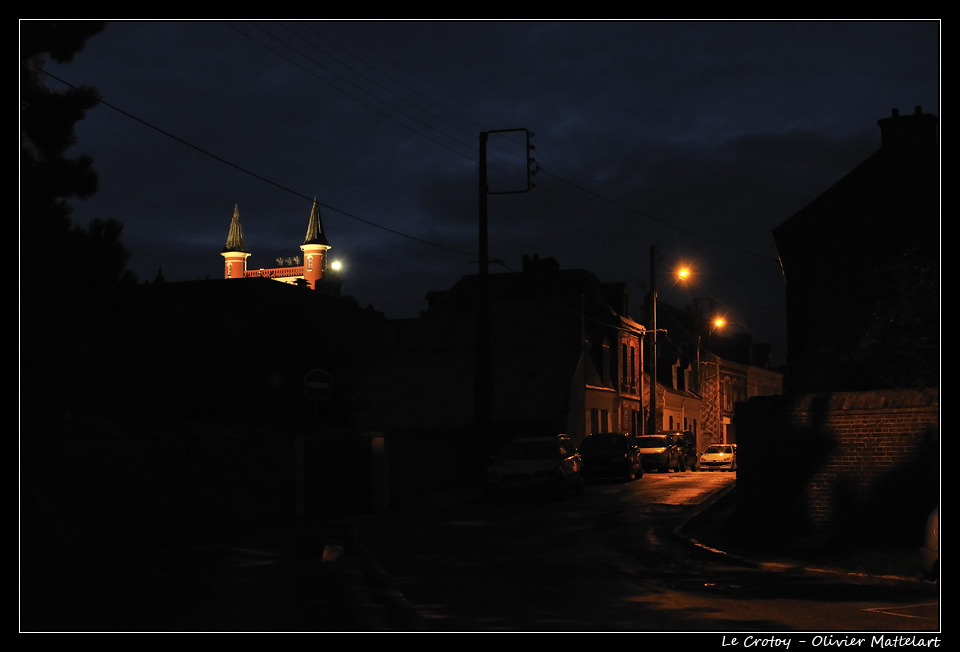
[[221, 198, 332, 290]]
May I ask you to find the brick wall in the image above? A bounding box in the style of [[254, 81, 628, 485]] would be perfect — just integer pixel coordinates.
[[734, 388, 939, 547]]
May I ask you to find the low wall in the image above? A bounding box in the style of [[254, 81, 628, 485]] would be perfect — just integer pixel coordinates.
[[734, 388, 939, 547], [22, 423, 476, 547]]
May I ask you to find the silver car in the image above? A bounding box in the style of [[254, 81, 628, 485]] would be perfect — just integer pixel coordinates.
[[637, 434, 682, 473], [484, 435, 584, 499]]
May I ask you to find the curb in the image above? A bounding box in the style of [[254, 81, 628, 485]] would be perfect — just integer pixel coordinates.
[[673, 484, 937, 589]]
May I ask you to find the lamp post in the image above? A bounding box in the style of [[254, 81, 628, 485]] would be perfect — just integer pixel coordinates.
[[678, 269, 728, 447], [649, 257, 703, 435], [647, 246, 658, 436]]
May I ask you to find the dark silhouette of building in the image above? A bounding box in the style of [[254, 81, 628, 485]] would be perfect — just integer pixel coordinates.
[[773, 106, 939, 393], [357, 255, 645, 454], [733, 108, 939, 548]]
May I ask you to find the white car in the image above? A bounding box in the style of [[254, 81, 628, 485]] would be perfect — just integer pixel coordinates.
[[699, 443, 737, 471]]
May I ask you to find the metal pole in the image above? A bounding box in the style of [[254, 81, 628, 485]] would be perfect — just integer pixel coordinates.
[[475, 132, 492, 458], [648, 246, 657, 436], [475, 129, 533, 458]]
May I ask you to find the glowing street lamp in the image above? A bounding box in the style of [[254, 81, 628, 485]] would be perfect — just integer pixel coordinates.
[[675, 263, 731, 445]]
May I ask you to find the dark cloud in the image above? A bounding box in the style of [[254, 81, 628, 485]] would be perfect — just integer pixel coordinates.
[[34, 19, 941, 366]]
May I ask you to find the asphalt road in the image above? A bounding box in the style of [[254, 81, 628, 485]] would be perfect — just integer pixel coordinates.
[[354, 472, 939, 632], [20, 471, 938, 632]]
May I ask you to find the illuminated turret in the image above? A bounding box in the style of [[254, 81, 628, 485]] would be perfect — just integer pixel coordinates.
[[300, 198, 331, 291], [221, 204, 251, 279]]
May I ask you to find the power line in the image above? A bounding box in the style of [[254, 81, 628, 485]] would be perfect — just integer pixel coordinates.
[[39, 69, 476, 258], [42, 22, 780, 268], [274, 21, 777, 263]]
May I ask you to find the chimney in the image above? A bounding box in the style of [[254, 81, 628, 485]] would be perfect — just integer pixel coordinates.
[[522, 254, 560, 274], [877, 105, 938, 152]]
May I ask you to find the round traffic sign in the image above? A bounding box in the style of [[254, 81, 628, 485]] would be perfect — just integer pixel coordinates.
[[303, 368, 334, 402]]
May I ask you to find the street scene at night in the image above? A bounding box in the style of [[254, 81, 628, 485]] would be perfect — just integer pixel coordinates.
[[20, 20, 939, 637]]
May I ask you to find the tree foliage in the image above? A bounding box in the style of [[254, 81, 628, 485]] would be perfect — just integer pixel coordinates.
[[20, 21, 135, 428], [20, 20, 134, 297]]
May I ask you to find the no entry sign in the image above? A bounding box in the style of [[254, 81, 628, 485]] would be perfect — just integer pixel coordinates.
[[303, 368, 334, 403]]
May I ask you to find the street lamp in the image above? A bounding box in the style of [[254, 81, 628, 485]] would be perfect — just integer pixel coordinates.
[[648, 246, 658, 436], [647, 252, 700, 433], [648, 253, 701, 435], [677, 266, 729, 447]]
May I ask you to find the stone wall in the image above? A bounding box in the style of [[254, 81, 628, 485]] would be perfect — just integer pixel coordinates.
[[734, 388, 939, 547]]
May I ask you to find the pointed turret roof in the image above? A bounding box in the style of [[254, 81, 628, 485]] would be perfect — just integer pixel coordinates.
[[223, 204, 248, 253], [303, 197, 330, 247]]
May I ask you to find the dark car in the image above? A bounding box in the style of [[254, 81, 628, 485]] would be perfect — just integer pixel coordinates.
[[484, 434, 584, 499], [578, 432, 643, 482], [655, 430, 698, 471], [636, 434, 682, 472]]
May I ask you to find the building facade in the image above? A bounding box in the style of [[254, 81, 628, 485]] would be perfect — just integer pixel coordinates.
[[734, 107, 939, 546], [772, 106, 939, 393], [650, 299, 784, 453], [356, 255, 645, 452], [221, 198, 338, 292]]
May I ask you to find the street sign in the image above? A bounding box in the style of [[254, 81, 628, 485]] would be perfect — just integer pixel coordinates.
[[303, 368, 334, 403]]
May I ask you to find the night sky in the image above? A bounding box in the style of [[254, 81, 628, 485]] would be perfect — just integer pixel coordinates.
[[35, 20, 941, 367]]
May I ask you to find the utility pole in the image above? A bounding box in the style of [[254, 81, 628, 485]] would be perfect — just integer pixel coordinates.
[[647, 245, 658, 436], [475, 129, 535, 458]]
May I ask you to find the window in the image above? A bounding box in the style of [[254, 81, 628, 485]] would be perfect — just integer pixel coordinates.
[[602, 339, 611, 385], [622, 344, 628, 384]]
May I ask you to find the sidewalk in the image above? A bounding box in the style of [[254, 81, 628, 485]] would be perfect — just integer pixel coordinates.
[[676, 484, 937, 587]]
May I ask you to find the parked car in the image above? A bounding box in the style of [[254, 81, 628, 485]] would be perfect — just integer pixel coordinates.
[[578, 432, 643, 482], [920, 505, 938, 582], [655, 430, 698, 471], [699, 443, 737, 471], [484, 435, 584, 499], [636, 434, 682, 473]]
